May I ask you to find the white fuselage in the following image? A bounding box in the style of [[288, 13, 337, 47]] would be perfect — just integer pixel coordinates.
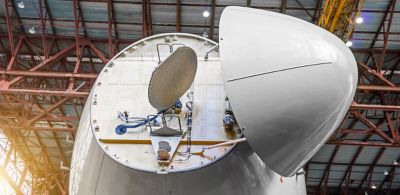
[[69, 33, 307, 195]]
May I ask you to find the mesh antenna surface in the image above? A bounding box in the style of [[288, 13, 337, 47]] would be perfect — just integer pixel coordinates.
[[148, 46, 197, 110]]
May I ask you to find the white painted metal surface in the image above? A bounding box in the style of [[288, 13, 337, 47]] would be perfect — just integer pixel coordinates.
[[89, 33, 238, 174], [69, 32, 307, 195], [219, 7, 358, 177]]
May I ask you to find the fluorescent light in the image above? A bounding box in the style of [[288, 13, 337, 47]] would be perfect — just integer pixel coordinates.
[[355, 16, 363, 24], [17, 1, 24, 9], [203, 10, 210, 18], [345, 41, 353, 47]]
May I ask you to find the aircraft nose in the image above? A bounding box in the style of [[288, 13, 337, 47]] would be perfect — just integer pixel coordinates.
[[219, 6, 358, 177]]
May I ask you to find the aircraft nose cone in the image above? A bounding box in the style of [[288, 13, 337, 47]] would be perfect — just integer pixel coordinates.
[[219, 6, 358, 177]]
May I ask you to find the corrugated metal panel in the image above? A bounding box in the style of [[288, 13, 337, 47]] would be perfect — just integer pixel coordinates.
[[312, 145, 336, 162], [335, 146, 360, 163], [355, 146, 383, 164], [2, 0, 400, 192]]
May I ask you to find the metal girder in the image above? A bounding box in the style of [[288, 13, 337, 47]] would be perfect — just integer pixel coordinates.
[[0, 160, 24, 195], [246, 0, 251, 7], [4, 0, 15, 54], [209, 0, 216, 40], [0, 126, 76, 132], [89, 43, 109, 64], [0, 9, 112, 192], [294, 0, 313, 20], [351, 102, 400, 111], [0, 0, 399, 194], [7, 44, 76, 86], [38, 0, 48, 59], [6, 38, 24, 70], [141, 0, 153, 37], [357, 84, 400, 92], [176, 0, 181, 32], [107, 0, 116, 58], [0, 88, 88, 97], [328, 141, 400, 147], [2, 70, 97, 79], [312, 0, 323, 23], [358, 147, 385, 188], [363, 0, 396, 65], [319, 146, 339, 194], [281, 0, 287, 14]]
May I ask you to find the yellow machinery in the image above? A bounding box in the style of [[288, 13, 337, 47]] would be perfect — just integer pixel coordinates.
[[318, 0, 365, 41]]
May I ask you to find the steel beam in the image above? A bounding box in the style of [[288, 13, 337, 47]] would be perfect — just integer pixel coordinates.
[[358, 147, 385, 188], [0, 126, 76, 132], [4, 0, 15, 54], [351, 103, 400, 111], [0, 88, 89, 97], [8, 44, 76, 86], [38, 0, 48, 59], [327, 141, 400, 147], [363, 0, 396, 64], [2, 70, 97, 79], [107, 0, 115, 57], [209, 0, 216, 40], [357, 85, 400, 92], [176, 0, 181, 32]]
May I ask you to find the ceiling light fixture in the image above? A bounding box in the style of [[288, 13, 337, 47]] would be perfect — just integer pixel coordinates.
[[393, 160, 398, 166], [17, 1, 25, 9], [203, 10, 210, 18], [345, 40, 353, 47], [355, 16, 363, 24], [28, 26, 35, 34], [371, 183, 377, 189], [384, 170, 389, 176]]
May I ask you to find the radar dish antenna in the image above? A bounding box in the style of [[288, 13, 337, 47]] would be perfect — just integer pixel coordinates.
[[148, 46, 197, 110]]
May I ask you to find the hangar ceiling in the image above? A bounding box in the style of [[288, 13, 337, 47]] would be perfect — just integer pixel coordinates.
[[0, 0, 399, 194]]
